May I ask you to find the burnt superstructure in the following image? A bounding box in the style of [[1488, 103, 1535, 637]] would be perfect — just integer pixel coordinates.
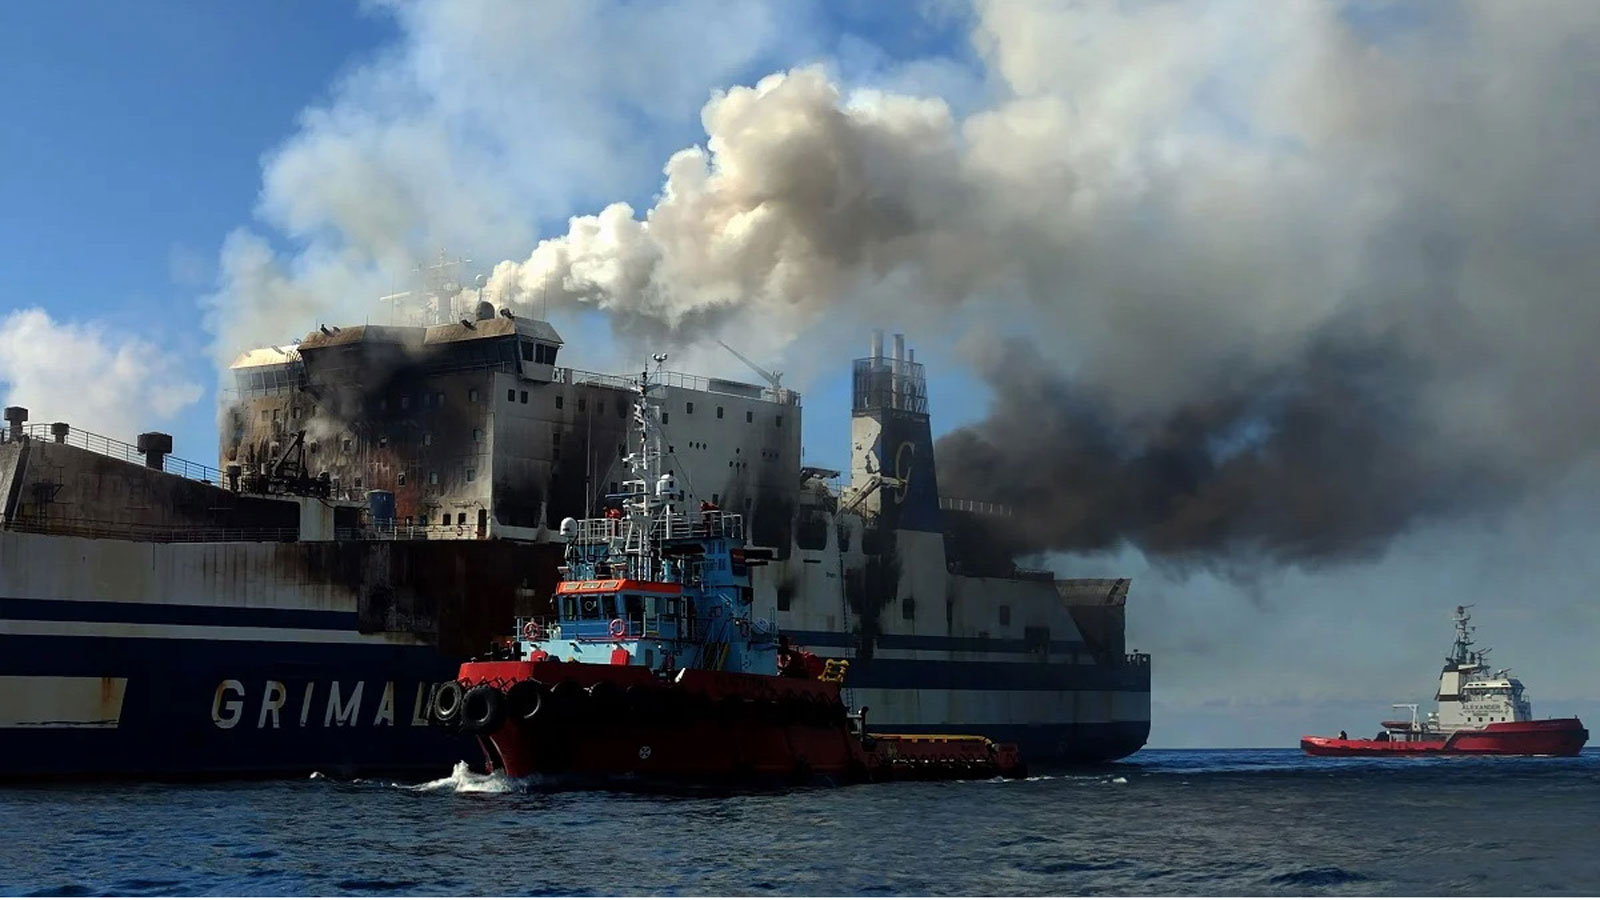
[[1, 313, 1149, 779]]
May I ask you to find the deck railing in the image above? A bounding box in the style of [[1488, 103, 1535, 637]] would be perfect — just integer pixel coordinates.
[[4, 423, 222, 484]]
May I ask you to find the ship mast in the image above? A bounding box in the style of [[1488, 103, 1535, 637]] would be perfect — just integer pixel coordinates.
[[1448, 605, 1484, 671]]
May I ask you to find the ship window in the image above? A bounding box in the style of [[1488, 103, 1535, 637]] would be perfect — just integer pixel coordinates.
[[521, 341, 535, 362], [428, 471, 438, 486], [423, 433, 432, 446], [555, 395, 564, 410], [293, 406, 302, 418], [343, 438, 353, 452], [520, 391, 528, 404], [468, 388, 479, 403], [458, 512, 467, 526], [272, 408, 281, 422], [378, 436, 388, 449], [508, 389, 516, 402], [686, 402, 694, 414], [465, 468, 476, 483], [901, 597, 915, 620], [746, 410, 753, 423], [999, 605, 1011, 626], [581, 595, 600, 619], [473, 428, 482, 443], [717, 406, 724, 419], [617, 403, 626, 419], [441, 513, 449, 525], [661, 412, 669, 425], [775, 415, 783, 428], [777, 590, 792, 612], [397, 472, 406, 486], [577, 396, 587, 412], [625, 594, 644, 620]]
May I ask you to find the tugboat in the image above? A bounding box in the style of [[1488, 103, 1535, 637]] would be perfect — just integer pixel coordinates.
[[426, 358, 1026, 785], [1302, 606, 1587, 757]]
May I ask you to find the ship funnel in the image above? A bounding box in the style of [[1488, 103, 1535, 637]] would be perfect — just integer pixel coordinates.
[[50, 422, 69, 444], [870, 329, 883, 365], [3, 406, 26, 441]]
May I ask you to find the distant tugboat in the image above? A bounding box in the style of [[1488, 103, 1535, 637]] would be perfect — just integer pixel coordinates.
[[1302, 607, 1587, 757], [427, 358, 1025, 785]]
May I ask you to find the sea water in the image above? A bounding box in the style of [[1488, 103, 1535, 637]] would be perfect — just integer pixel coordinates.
[[2, 748, 1597, 896]]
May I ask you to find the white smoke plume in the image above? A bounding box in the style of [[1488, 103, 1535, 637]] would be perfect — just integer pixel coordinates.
[[208, 0, 1600, 565], [0, 309, 203, 440], [202, 0, 802, 367]]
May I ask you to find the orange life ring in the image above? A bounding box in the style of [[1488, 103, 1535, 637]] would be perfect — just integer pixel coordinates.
[[609, 617, 626, 638], [522, 620, 544, 641]]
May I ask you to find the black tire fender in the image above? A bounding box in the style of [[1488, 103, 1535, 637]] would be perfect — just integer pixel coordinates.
[[459, 685, 507, 735]]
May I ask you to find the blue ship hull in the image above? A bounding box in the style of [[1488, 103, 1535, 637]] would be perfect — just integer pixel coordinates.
[[1, 596, 1147, 779]]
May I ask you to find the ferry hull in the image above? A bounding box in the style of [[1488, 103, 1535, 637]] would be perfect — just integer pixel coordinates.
[[1301, 718, 1588, 757]]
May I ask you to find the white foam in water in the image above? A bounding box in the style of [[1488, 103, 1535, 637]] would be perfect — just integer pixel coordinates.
[[1111, 776, 1128, 784], [408, 760, 527, 794]]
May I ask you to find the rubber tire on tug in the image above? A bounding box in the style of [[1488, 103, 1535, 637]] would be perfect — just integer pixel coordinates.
[[549, 680, 586, 722], [586, 680, 622, 716], [430, 680, 465, 730], [459, 685, 507, 735], [506, 680, 545, 720]]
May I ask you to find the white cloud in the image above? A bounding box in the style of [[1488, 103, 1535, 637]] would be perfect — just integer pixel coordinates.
[[0, 308, 203, 439]]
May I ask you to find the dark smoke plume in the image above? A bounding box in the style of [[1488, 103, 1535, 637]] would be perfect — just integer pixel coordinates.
[[936, 328, 1517, 568]]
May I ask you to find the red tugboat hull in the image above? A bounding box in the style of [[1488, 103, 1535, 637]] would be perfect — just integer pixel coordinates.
[[447, 659, 1025, 784], [1301, 717, 1588, 757]]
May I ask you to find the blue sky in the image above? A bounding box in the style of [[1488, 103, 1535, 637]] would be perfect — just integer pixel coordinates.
[[0, 0, 983, 471], [1, 1, 400, 455]]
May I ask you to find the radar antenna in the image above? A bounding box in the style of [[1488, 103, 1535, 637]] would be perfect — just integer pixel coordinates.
[[716, 340, 782, 391]]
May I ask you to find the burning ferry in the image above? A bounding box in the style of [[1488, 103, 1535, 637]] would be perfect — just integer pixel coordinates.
[[0, 282, 1150, 779]]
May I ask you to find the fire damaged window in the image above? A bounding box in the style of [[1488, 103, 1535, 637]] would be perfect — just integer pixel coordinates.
[[397, 472, 406, 486], [999, 605, 1011, 626], [473, 428, 483, 443], [465, 468, 476, 483], [429, 471, 438, 485]]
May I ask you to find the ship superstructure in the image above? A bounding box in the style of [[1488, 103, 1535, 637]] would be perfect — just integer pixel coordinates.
[[1, 285, 1150, 779]]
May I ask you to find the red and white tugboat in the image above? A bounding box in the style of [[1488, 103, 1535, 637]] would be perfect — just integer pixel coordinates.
[[1302, 606, 1587, 757], [426, 358, 1025, 786]]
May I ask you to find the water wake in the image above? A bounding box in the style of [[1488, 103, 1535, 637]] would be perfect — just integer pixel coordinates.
[[409, 761, 527, 794]]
